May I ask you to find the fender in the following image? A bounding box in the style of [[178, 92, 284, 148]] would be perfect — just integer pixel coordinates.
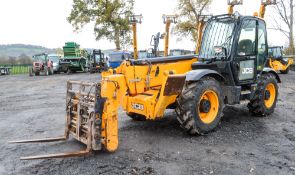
[[185, 69, 225, 82], [262, 67, 281, 83]]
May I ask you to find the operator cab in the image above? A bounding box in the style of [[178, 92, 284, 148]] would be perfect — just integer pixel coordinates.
[[268, 46, 283, 60], [194, 13, 268, 86]]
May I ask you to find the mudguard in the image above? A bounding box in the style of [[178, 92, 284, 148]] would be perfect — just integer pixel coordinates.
[[262, 67, 281, 83], [185, 69, 225, 82]]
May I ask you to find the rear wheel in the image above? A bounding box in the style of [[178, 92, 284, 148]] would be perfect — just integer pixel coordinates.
[[44, 68, 49, 76], [175, 77, 224, 135], [280, 66, 290, 74], [248, 73, 278, 116]]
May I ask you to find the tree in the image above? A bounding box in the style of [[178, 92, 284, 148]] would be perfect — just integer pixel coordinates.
[[68, 0, 134, 50], [174, 0, 212, 45], [18, 54, 32, 64], [272, 0, 294, 54]]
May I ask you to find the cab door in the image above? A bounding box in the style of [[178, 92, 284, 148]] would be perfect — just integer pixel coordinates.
[[233, 19, 258, 85]]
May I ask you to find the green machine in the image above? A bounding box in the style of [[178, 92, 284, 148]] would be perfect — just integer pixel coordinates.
[[59, 42, 89, 73]]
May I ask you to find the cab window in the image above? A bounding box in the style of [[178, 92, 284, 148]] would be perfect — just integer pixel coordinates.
[[237, 20, 256, 56], [257, 21, 267, 70]]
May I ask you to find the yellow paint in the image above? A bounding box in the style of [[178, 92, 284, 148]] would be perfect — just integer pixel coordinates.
[[100, 74, 127, 152], [198, 90, 219, 124], [268, 58, 293, 72], [164, 21, 171, 57], [264, 83, 276, 109], [132, 23, 138, 60]]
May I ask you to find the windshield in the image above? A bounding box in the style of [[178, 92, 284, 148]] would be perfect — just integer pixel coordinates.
[[49, 56, 60, 62], [94, 54, 102, 62], [199, 17, 235, 59], [109, 53, 124, 62], [33, 55, 46, 61], [268, 47, 282, 58]]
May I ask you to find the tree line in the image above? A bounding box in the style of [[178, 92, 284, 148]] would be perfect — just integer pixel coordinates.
[[0, 54, 32, 65]]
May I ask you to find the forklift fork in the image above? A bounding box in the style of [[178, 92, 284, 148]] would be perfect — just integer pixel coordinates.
[[9, 81, 102, 160]]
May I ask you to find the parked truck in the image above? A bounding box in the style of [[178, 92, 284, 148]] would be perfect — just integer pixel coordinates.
[[59, 42, 89, 73]]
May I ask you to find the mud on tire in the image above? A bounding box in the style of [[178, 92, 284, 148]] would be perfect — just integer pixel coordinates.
[[175, 77, 224, 135], [248, 73, 278, 116]]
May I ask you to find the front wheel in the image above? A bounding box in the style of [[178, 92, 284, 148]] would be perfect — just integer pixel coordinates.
[[175, 77, 224, 135], [248, 73, 278, 116]]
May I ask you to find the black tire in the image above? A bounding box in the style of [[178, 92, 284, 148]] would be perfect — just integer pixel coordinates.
[[175, 77, 224, 135], [67, 69, 71, 74], [49, 68, 53, 75], [126, 112, 146, 121], [248, 73, 278, 116], [29, 68, 33, 77], [35, 72, 40, 76], [44, 68, 49, 76], [280, 66, 290, 74]]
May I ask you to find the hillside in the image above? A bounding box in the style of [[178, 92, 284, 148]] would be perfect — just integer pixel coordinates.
[[0, 44, 58, 57]]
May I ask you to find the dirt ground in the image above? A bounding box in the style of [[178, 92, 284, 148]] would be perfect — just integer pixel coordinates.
[[0, 71, 295, 175]]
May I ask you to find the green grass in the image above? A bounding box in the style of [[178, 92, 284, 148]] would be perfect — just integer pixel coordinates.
[[0, 64, 30, 74]]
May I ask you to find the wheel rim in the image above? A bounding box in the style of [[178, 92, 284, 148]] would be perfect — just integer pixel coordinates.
[[264, 83, 276, 108], [198, 90, 219, 124]]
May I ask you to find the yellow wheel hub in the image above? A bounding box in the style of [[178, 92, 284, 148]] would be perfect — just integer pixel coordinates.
[[264, 83, 276, 109], [198, 90, 219, 124]]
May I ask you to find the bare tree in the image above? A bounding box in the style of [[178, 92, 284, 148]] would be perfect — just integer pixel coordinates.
[[272, 0, 294, 54]]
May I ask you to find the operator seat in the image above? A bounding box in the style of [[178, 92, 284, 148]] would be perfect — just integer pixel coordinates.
[[238, 39, 254, 55]]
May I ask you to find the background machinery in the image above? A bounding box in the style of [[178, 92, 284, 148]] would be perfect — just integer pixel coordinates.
[[89, 49, 108, 73], [258, 0, 294, 74], [12, 12, 280, 160], [129, 14, 143, 60], [59, 42, 89, 74], [268, 46, 294, 74], [162, 15, 178, 57], [29, 53, 54, 76], [150, 32, 165, 57]]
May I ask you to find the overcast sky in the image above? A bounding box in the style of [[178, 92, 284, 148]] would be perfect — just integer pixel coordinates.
[[0, 0, 286, 50]]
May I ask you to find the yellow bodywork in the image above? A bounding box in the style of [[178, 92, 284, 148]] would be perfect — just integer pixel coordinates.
[[268, 58, 294, 72], [99, 57, 197, 151]]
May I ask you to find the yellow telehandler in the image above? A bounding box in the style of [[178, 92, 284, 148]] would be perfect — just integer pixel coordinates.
[[11, 9, 280, 160], [258, 0, 294, 73]]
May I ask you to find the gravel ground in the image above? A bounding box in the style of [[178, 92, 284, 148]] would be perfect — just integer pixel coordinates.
[[0, 71, 295, 175]]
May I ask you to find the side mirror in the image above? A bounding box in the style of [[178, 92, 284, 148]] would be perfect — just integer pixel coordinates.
[[214, 46, 227, 58]]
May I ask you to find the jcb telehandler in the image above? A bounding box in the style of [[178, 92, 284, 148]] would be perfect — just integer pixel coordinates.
[[268, 46, 294, 74], [257, 0, 294, 74], [11, 12, 280, 160]]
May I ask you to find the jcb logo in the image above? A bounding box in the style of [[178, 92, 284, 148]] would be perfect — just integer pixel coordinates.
[[242, 68, 253, 74], [132, 103, 144, 111]]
